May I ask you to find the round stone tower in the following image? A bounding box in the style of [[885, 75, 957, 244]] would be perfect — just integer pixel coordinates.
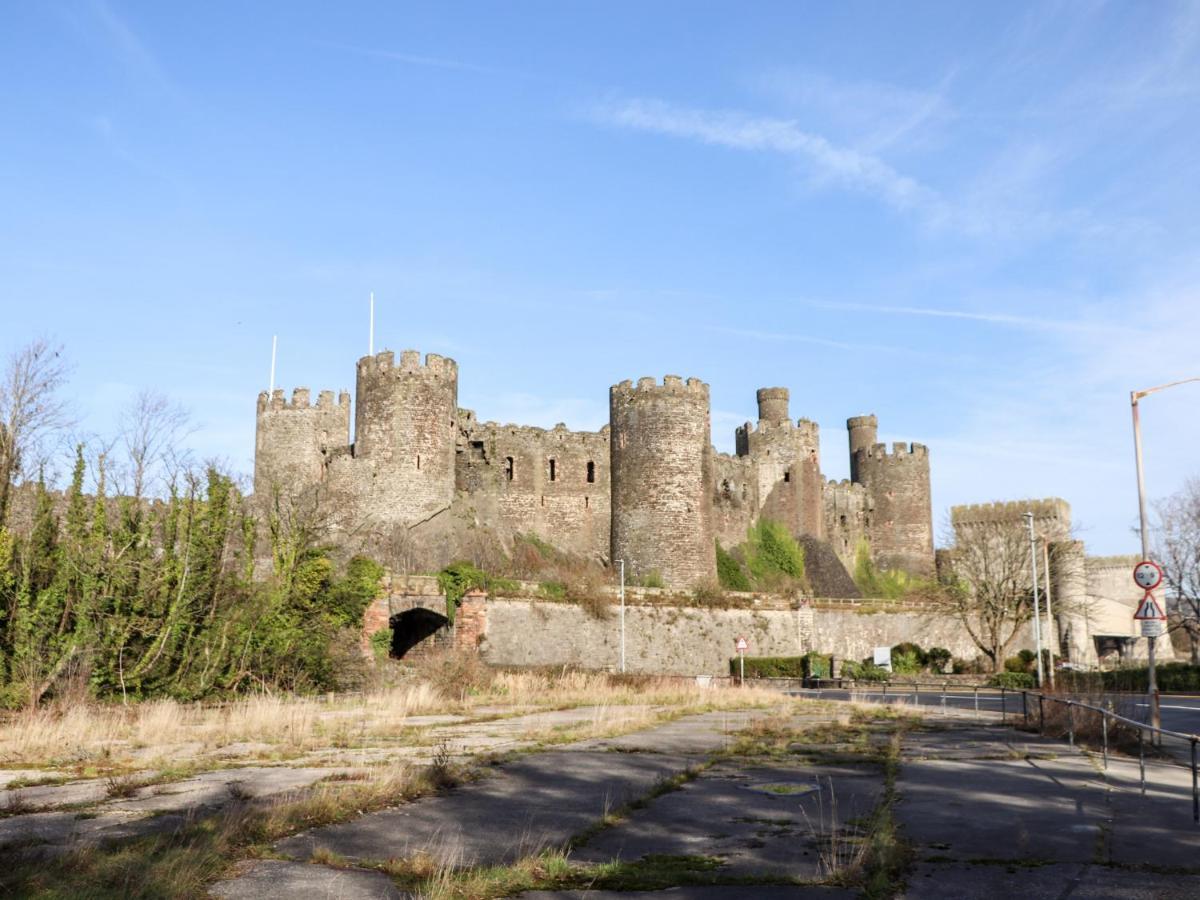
[[354, 350, 458, 525], [756, 387, 790, 425], [852, 441, 934, 576], [254, 388, 351, 499], [610, 375, 716, 588], [847, 414, 878, 483]]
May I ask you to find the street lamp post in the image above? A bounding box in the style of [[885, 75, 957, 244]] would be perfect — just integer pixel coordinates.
[[1130, 376, 1200, 735], [1025, 512, 1045, 688]]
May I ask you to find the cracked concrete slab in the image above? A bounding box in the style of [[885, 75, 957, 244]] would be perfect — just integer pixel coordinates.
[[519, 888, 856, 899], [1099, 755, 1200, 869], [276, 749, 699, 867], [574, 710, 771, 755], [573, 762, 881, 878], [905, 861, 1200, 899], [209, 859, 409, 899], [109, 766, 336, 813]]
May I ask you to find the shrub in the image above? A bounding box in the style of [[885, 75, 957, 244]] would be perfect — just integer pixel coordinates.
[[890, 642, 927, 674], [716, 541, 752, 591], [801, 652, 831, 680], [731, 656, 805, 679], [538, 580, 567, 600], [742, 520, 806, 588], [436, 561, 488, 624], [369, 628, 392, 661], [1099, 663, 1200, 693], [927, 647, 952, 674], [841, 660, 890, 682], [641, 570, 664, 589], [987, 671, 1036, 689]]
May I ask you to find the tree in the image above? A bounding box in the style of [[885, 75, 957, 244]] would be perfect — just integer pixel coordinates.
[[0, 339, 72, 525], [1154, 478, 1200, 664], [116, 389, 193, 500], [935, 516, 1038, 673]]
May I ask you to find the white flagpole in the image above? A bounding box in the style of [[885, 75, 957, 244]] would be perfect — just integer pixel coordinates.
[[269, 335, 277, 393], [369, 292, 375, 355]]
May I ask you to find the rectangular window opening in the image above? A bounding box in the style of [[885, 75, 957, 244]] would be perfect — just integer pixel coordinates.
[[585, 496, 589, 509], [416, 455, 421, 470], [504, 456, 514, 481], [586, 460, 595, 483], [549, 458, 556, 482], [783, 471, 791, 483]]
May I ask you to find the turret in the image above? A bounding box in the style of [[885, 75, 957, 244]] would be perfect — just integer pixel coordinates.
[[610, 375, 716, 588], [756, 387, 790, 426], [847, 414, 878, 483], [852, 439, 934, 576], [353, 349, 459, 525], [254, 387, 351, 499]]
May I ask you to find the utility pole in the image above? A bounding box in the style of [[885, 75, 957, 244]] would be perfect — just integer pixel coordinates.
[[1042, 538, 1056, 689], [1025, 512, 1045, 688], [1130, 376, 1200, 738], [618, 559, 626, 673], [269, 335, 277, 393], [369, 292, 375, 356]]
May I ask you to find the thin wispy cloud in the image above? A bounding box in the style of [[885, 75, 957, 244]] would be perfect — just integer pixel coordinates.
[[319, 40, 499, 74], [800, 300, 1136, 337], [706, 324, 920, 357], [595, 98, 934, 213]]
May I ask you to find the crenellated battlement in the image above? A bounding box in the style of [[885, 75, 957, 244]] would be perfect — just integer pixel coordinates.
[[611, 375, 709, 398], [471, 420, 610, 444], [951, 497, 1071, 526], [356, 349, 458, 380], [257, 388, 351, 414], [853, 441, 929, 461]]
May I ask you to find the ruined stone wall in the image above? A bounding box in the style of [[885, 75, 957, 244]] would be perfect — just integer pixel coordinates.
[[347, 350, 458, 529], [853, 442, 934, 576], [253, 388, 351, 498], [951, 498, 1073, 542], [456, 419, 611, 560], [712, 452, 757, 549], [823, 479, 868, 572], [478, 596, 984, 675], [610, 376, 716, 587]]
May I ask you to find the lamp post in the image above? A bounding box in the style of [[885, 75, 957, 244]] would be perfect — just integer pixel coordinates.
[[1025, 512, 1045, 688], [1131, 376, 1200, 735], [618, 559, 626, 673]]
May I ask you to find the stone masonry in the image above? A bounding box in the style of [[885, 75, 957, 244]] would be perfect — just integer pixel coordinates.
[[255, 347, 936, 588]]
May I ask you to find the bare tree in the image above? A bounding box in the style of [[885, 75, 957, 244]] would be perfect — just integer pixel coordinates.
[[935, 516, 1038, 672], [0, 339, 73, 525], [116, 389, 193, 499], [1154, 478, 1200, 664]]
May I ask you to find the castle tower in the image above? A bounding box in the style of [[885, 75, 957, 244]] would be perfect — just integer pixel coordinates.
[[610, 375, 716, 587], [847, 414, 878, 483], [353, 350, 459, 525], [756, 387, 790, 426], [254, 388, 351, 499], [852, 435, 934, 576]]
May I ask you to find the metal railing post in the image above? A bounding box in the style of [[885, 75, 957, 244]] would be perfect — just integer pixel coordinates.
[[1192, 739, 1199, 825], [974, 686, 980, 720], [1139, 729, 1146, 795], [941, 681, 947, 716], [1067, 702, 1074, 748], [1039, 694, 1045, 736], [1102, 714, 1109, 770], [913, 682, 919, 705]]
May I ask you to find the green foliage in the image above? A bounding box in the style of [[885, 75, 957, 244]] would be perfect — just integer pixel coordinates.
[[730, 655, 805, 678], [1005, 649, 1037, 673], [742, 520, 805, 588], [0, 455, 387, 707], [538, 580, 567, 600], [640, 570, 664, 589], [841, 660, 890, 682], [987, 671, 1036, 689], [926, 647, 952, 674], [890, 642, 927, 674], [715, 541, 751, 591], [1097, 663, 1200, 693], [853, 540, 913, 599], [436, 561, 488, 625], [369, 628, 392, 661], [801, 651, 831, 680]]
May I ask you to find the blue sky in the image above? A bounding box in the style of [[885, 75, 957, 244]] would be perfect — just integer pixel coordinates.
[[2, 1, 1198, 554]]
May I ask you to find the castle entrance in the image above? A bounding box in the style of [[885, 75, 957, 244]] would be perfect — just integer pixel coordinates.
[[389, 607, 450, 659]]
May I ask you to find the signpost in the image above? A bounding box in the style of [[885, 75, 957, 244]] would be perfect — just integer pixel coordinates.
[[1133, 560, 1167, 639], [735, 636, 749, 686]]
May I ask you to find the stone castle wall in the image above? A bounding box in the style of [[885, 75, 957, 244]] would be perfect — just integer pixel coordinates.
[[254, 346, 937, 586], [610, 376, 717, 586]]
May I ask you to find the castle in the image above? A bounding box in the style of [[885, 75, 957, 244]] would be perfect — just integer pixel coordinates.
[[254, 349, 935, 587]]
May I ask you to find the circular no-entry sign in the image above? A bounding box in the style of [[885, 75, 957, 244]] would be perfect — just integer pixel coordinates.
[[1133, 560, 1163, 591]]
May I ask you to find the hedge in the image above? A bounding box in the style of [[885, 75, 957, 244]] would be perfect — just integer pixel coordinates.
[[729, 656, 805, 679], [1096, 663, 1200, 693], [987, 671, 1036, 689]]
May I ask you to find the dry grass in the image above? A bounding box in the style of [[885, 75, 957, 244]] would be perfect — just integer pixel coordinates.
[[0, 663, 784, 771]]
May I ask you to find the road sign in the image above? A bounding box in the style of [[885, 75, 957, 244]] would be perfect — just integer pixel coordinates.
[[734, 636, 749, 652], [1141, 619, 1167, 638], [1133, 594, 1166, 621], [1133, 560, 1163, 591]]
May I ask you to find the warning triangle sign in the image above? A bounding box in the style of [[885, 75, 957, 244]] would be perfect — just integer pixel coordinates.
[[1133, 594, 1166, 621]]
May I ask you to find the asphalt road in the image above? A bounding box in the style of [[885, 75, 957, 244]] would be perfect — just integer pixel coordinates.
[[787, 685, 1200, 740]]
